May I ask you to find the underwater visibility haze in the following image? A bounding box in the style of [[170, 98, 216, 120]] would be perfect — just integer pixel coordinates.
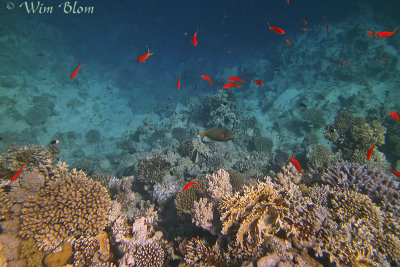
[[1, 0, 400, 266]]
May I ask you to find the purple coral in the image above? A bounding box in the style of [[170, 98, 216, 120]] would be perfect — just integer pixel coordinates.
[[321, 161, 400, 216]]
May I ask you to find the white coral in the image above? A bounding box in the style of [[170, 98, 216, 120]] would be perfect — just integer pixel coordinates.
[[206, 169, 233, 202]]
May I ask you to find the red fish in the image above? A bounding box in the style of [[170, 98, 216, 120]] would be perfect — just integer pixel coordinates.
[[254, 80, 263, 86], [228, 77, 245, 83], [11, 162, 28, 182], [268, 22, 285, 35], [391, 168, 400, 178], [137, 48, 153, 63], [192, 27, 198, 46], [340, 58, 344, 69], [377, 58, 387, 61], [177, 75, 181, 90], [201, 75, 212, 86], [286, 39, 292, 46], [183, 181, 201, 191], [301, 28, 308, 32], [346, 61, 351, 66], [223, 82, 241, 89], [301, 18, 308, 24], [375, 26, 399, 38], [324, 24, 328, 31], [367, 30, 374, 38], [389, 111, 399, 122], [70, 63, 82, 79], [290, 157, 302, 174], [367, 143, 376, 160]]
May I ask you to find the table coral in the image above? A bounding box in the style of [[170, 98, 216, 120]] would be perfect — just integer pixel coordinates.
[[19, 161, 112, 252]]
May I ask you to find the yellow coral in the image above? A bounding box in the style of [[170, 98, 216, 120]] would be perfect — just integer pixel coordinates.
[[19, 162, 111, 252]]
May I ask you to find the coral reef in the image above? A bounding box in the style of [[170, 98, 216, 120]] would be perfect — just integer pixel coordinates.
[[133, 243, 165, 267], [324, 111, 388, 168], [19, 161, 112, 252], [137, 151, 171, 183], [321, 161, 400, 216]]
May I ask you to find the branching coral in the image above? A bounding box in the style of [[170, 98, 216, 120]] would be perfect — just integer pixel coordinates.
[[321, 161, 400, 216], [184, 237, 225, 266], [323, 111, 387, 167], [19, 161, 112, 252], [137, 151, 171, 183]]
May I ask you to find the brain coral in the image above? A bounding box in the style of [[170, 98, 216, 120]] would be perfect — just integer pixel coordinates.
[[19, 161, 112, 252]]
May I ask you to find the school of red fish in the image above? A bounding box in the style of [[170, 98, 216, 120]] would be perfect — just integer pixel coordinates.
[[63, 1, 400, 189]]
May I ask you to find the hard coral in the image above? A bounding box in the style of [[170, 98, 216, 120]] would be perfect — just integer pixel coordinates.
[[19, 161, 112, 252], [137, 151, 171, 183], [134, 243, 165, 267], [321, 161, 400, 216]]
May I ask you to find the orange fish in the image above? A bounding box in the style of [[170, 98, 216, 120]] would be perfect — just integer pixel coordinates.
[[290, 157, 302, 174], [183, 181, 201, 191], [377, 58, 387, 61], [389, 111, 399, 122], [201, 75, 212, 86], [11, 162, 28, 182], [177, 75, 181, 90], [301, 28, 308, 32], [70, 63, 82, 79], [137, 48, 153, 63], [301, 18, 308, 24], [254, 80, 263, 86], [367, 30, 374, 38], [228, 77, 245, 83], [340, 58, 344, 69], [223, 82, 241, 89], [367, 143, 376, 160], [346, 61, 351, 66], [375, 26, 399, 38], [200, 127, 235, 141], [268, 22, 285, 35], [192, 27, 198, 46], [286, 39, 292, 46], [324, 24, 328, 31], [391, 168, 400, 178]]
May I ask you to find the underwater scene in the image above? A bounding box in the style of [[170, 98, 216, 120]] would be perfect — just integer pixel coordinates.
[[1, 0, 400, 266]]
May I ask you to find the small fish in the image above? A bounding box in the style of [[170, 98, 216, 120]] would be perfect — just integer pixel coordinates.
[[346, 61, 351, 66], [301, 27, 308, 32], [50, 139, 60, 145], [268, 22, 285, 35], [192, 27, 198, 46], [375, 26, 399, 38], [377, 58, 387, 61], [367, 143, 376, 160], [137, 48, 153, 63], [324, 24, 328, 31], [223, 82, 241, 89], [290, 157, 302, 174], [177, 75, 181, 90], [228, 77, 245, 83], [70, 63, 82, 79], [391, 168, 400, 178], [301, 18, 308, 24], [389, 111, 399, 122], [340, 58, 344, 69], [286, 39, 292, 46], [200, 127, 235, 141], [11, 162, 28, 182], [201, 75, 212, 86], [367, 30, 374, 38], [183, 181, 201, 191], [254, 80, 263, 86]]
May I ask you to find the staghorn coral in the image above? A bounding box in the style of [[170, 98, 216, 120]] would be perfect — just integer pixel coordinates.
[[321, 161, 400, 216], [19, 161, 112, 252]]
